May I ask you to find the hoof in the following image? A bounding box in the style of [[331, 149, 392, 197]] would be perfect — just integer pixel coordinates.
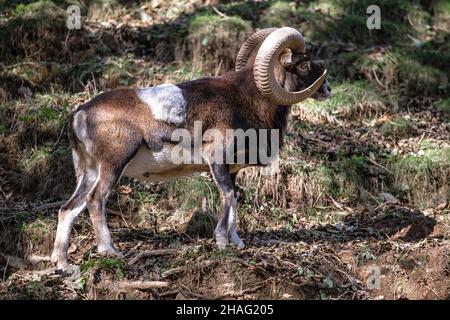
[[53, 259, 77, 275], [97, 244, 123, 258], [56, 263, 80, 276], [229, 232, 245, 249], [214, 232, 229, 250], [51, 251, 70, 271]]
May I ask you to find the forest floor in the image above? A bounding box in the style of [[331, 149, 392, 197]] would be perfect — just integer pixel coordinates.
[[0, 0, 449, 299]]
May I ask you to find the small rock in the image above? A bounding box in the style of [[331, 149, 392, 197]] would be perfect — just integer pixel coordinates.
[[68, 243, 77, 254], [378, 192, 400, 204], [117, 185, 132, 195], [18, 86, 32, 98], [122, 14, 132, 22], [100, 21, 111, 28], [281, 293, 293, 300], [436, 202, 448, 210], [335, 222, 344, 231]]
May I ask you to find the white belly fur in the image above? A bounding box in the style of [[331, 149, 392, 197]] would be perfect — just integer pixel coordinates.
[[123, 145, 208, 181], [124, 145, 176, 178]]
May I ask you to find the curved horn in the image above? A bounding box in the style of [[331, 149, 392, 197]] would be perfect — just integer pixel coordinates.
[[235, 28, 277, 71], [253, 27, 327, 105]]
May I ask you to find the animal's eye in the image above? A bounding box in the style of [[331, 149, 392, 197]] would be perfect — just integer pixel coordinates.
[[298, 63, 309, 71]]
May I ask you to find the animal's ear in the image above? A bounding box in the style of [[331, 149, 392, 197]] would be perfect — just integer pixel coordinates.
[[279, 48, 293, 67]]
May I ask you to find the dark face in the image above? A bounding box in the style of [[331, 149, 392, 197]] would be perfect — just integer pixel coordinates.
[[282, 53, 332, 101]]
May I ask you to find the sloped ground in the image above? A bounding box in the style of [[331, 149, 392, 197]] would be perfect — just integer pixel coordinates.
[[0, 0, 449, 300]]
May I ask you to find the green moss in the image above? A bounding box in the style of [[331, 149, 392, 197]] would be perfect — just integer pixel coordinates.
[[259, 1, 296, 27], [12, 0, 56, 17], [432, 0, 450, 32], [188, 13, 252, 72], [189, 13, 251, 31], [409, 48, 450, 72], [4, 91, 74, 198], [222, 0, 269, 21], [15, 93, 70, 137], [433, 0, 450, 13], [334, 15, 408, 45], [407, 4, 431, 39], [326, 0, 420, 46], [21, 215, 53, 238], [81, 258, 125, 278], [334, 155, 371, 198], [397, 55, 448, 96], [19, 147, 48, 172], [379, 117, 416, 138], [356, 50, 448, 97], [335, 15, 366, 43], [435, 98, 450, 114], [341, 0, 413, 21], [258, 2, 329, 41], [390, 141, 450, 208], [156, 64, 204, 83], [301, 80, 386, 122], [306, 0, 344, 16], [0, 1, 68, 64], [167, 175, 220, 211], [20, 215, 55, 250]]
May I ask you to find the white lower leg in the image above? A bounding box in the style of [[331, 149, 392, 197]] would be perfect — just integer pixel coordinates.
[[227, 197, 244, 248], [51, 202, 86, 267], [214, 222, 229, 249], [95, 200, 121, 257]]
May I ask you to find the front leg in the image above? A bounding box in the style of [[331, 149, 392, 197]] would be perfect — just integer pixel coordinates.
[[209, 163, 244, 249]]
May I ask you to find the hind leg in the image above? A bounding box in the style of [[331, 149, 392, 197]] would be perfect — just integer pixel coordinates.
[[86, 162, 125, 257], [51, 154, 98, 270]]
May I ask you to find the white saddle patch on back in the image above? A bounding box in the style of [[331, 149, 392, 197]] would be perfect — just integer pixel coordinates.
[[136, 84, 187, 125]]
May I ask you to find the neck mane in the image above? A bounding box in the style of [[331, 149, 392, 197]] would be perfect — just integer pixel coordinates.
[[222, 68, 291, 146]]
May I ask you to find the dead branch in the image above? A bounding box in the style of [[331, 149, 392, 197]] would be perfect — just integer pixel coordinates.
[[33, 201, 66, 212], [224, 285, 263, 297], [161, 266, 185, 278], [26, 254, 51, 265], [98, 280, 171, 291]]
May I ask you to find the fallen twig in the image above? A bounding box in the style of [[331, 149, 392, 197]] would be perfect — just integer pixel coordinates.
[[366, 157, 394, 174], [27, 254, 51, 265], [98, 280, 170, 291], [161, 266, 185, 278], [33, 201, 66, 212], [212, 6, 228, 18]]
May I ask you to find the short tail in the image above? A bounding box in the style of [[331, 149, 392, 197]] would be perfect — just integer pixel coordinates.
[[67, 111, 81, 149]]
